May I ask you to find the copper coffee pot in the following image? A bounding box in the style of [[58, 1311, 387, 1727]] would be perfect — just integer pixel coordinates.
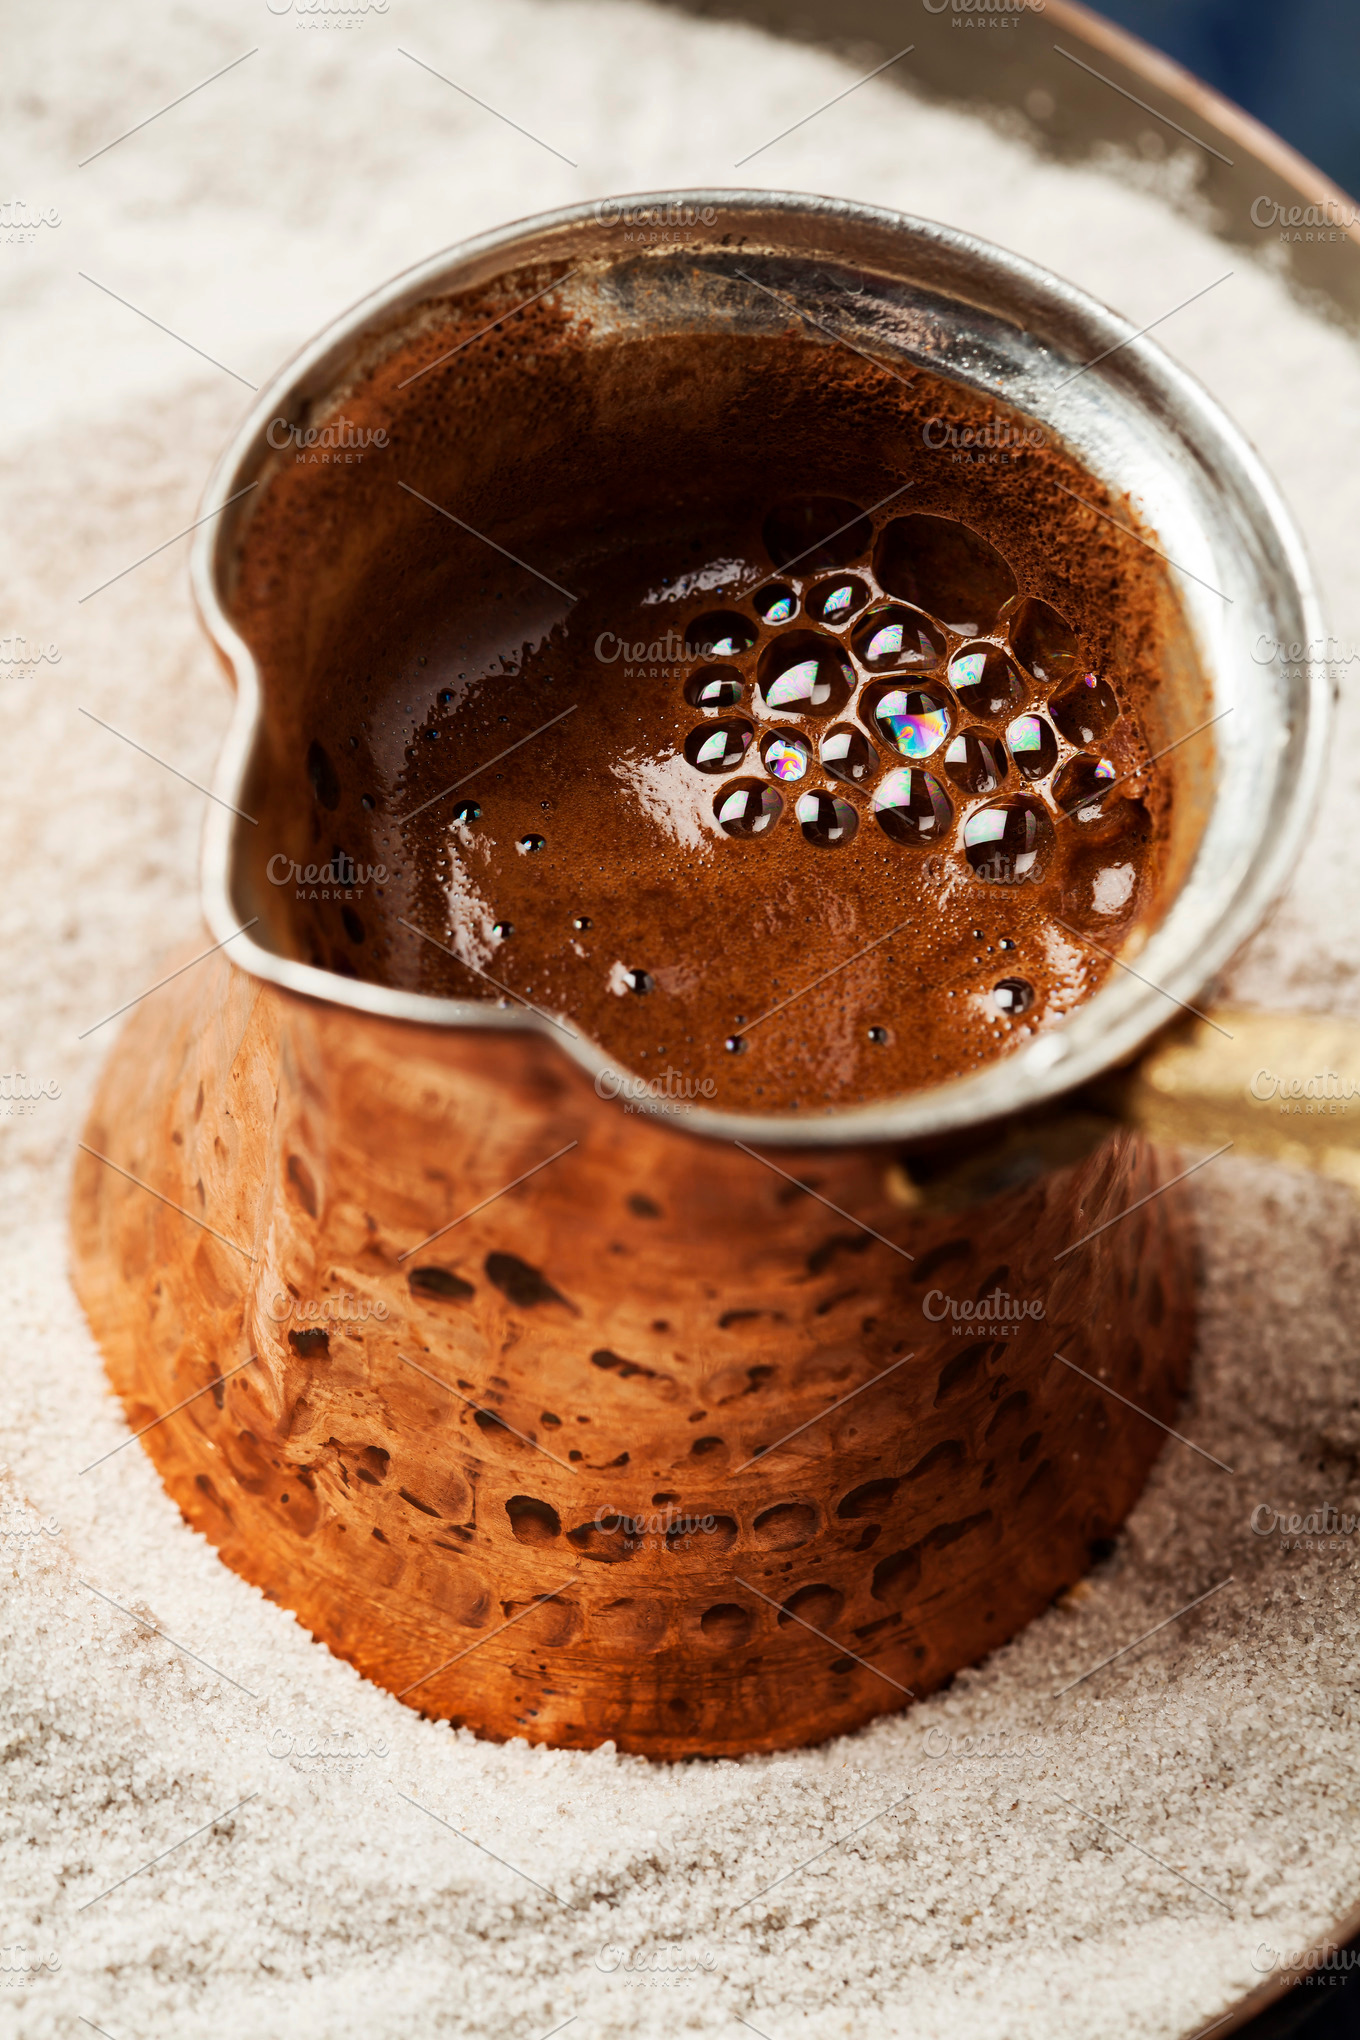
[[71, 195, 1330, 1757]]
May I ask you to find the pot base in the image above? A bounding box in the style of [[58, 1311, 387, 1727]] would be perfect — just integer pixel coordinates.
[[71, 949, 1194, 1757]]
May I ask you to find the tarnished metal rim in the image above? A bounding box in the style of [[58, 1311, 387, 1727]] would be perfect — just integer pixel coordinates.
[[191, 191, 1329, 1148]]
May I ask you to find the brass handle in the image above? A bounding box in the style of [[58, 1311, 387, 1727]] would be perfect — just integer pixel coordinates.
[[1096, 1008, 1360, 1192], [886, 1009, 1360, 1213]]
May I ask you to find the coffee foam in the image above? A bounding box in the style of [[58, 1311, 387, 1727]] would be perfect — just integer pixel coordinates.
[[228, 304, 1194, 1115]]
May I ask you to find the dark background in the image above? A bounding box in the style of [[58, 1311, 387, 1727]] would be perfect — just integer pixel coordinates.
[[1093, 0, 1360, 198], [1083, 9, 1359, 2029]]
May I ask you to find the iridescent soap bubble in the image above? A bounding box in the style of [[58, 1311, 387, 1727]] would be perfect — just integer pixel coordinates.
[[624, 968, 654, 994], [874, 513, 1017, 633], [757, 631, 854, 717], [755, 583, 798, 624], [715, 779, 782, 838], [1054, 760, 1148, 852], [761, 731, 810, 781], [871, 767, 953, 845], [684, 666, 744, 711], [808, 575, 869, 625], [517, 832, 546, 853], [683, 719, 755, 774], [865, 682, 951, 759], [1054, 754, 1118, 820], [992, 977, 1035, 1015], [1050, 672, 1120, 745], [686, 610, 758, 659], [852, 603, 947, 672], [962, 798, 1055, 883], [820, 724, 876, 784], [943, 729, 1007, 795], [451, 798, 481, 823], [948, 643, 1026, 720], [1005, 713, 1058, 781], [796, 791, 859, 846], [1003, 594, 1080, 683]]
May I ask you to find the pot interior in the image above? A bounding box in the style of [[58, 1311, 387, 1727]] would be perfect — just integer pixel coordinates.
[[196, 202, 1319, 1144]]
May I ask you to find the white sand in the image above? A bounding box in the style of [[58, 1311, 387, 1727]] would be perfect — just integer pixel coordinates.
[[3, 3, 1360, 2035]]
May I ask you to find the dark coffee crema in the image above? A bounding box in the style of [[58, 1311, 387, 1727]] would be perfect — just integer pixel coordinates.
[[229, 284, 1186, 1115]]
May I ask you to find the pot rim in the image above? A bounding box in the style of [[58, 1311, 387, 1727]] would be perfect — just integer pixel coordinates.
[[191, 188, 1330, 1148]]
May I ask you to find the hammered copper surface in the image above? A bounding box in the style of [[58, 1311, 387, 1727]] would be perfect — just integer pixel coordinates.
[[71, 950, 1194, 1757]]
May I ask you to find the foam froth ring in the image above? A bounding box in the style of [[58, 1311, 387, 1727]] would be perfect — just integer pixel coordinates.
[[228, 271, 1199, 1115]]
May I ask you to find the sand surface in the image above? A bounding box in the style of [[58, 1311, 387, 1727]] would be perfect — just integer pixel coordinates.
[[3, 3, 1359, 2034]]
